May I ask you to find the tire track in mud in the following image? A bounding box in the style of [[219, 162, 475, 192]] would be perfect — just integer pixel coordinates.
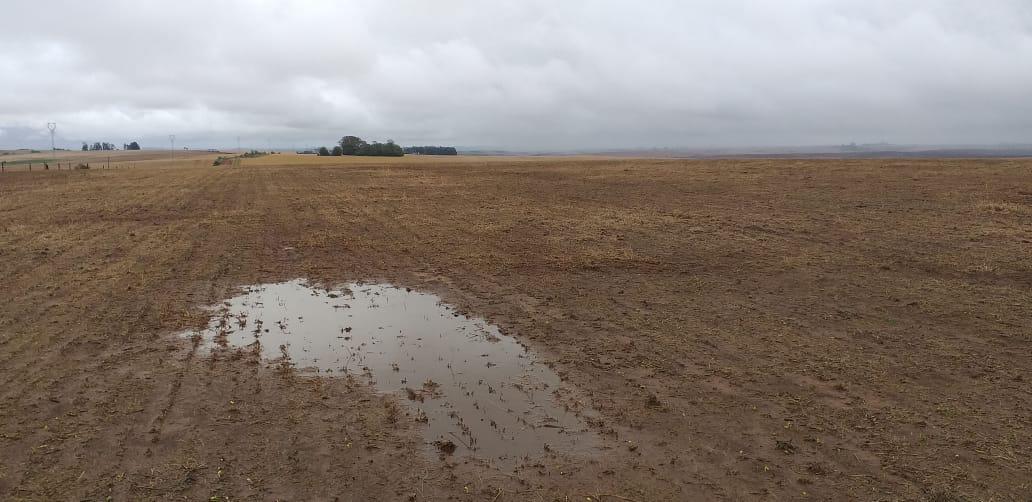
[[127, 166, 265, 456], [107, 166, 273, 494], [0, 169, 206, 497], [86, 168, 226, 497], [153, 164, 407, 498], [60, 165, 249, 497], [106, 166, 266, 498], [143, 333, 202, 447]]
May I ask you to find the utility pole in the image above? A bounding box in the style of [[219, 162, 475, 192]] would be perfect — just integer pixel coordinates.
[[237, 136, 241, 153], [169, 134, 176, 163], [47, 123, 56, 151]]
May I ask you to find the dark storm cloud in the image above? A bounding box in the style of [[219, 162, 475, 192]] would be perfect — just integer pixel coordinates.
[[2, 0, 1031, 150]]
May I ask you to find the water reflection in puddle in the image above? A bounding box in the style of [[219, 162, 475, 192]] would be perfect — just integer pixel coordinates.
[[184, 280, 596, 465]]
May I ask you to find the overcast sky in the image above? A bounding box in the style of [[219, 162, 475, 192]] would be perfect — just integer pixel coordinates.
[[2, 0, 1031, 151]]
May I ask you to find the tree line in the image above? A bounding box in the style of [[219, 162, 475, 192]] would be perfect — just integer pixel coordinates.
[[404, 146, 457, 155], [317, 136, 404, 157], [314, 136, 459, 157], [81, 141, 140, 151]]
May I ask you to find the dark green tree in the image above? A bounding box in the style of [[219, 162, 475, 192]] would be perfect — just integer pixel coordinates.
[[355, 140, 404, 157], [332, 145, 343, 156], [317, 146, 331, 156], [339, 135, 367, 155]]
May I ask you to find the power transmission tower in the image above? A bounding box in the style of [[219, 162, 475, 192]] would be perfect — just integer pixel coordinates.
[[169, 134, 176, 163], [47, 123, 56, 151]]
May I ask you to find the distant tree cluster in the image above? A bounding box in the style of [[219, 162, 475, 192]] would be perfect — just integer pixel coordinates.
[[316, 136, 405, 157], [82, 142, 117, 151], [342, 136, 404, 156], [404, 146, 457, 156], [77, 141, 140, 151]]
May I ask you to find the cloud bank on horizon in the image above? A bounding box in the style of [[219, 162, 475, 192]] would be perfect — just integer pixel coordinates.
[[1, 0, 1031, 151]]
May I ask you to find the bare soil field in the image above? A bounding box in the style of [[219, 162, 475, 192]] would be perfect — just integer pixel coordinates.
[[0, 154, 1029, 500]]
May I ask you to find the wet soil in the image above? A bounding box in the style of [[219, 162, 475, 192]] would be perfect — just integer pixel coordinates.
[[1, 155, 1030, 500], [185, 280, 597, 465]]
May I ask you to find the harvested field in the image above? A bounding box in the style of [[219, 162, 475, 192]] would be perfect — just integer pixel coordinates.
[[0, 154, 1030, 500]]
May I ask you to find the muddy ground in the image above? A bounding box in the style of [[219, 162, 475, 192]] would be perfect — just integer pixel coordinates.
[[0, 154, 1029, 500]]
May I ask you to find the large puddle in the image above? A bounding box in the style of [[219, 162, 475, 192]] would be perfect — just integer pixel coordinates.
[[183, 280, 596, 466]]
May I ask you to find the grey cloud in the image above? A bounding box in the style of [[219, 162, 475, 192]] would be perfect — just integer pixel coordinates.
[[2, 0, 1031, 150]]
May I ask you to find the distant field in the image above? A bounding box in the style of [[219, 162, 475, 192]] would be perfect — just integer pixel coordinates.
[[0, 149, 220, 171], [1, 154, 1029, 500]]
